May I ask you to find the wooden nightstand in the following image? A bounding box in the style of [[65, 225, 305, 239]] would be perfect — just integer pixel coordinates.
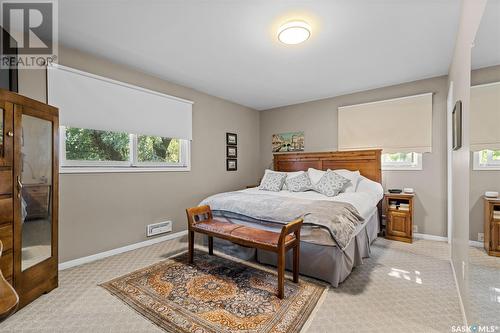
[[484, 196, 500, 257], [384, 193, 414, 243]]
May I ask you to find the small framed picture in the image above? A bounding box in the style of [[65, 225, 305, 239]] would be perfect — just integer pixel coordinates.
[[452, 100, 462, 150], [227, 146, 237, 158], [226, 158, 237, 171], [226, 132, 237, 145]]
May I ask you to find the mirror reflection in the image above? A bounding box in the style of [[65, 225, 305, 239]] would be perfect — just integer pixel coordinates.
[[21, 114, 52, 271], [468, 0, 500, 326]]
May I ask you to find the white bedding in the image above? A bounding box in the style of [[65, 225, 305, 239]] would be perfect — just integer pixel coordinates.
[[241, 176, 383, 219]]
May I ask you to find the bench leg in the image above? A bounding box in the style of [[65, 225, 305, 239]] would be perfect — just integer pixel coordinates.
[[277, 247, 285, 299], [188, 230, 194, 263], [208, 236, 213, 255], [293, 242, 299, 283]]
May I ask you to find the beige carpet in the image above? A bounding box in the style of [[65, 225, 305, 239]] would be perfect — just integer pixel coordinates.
[[0, 237, 463, 333]]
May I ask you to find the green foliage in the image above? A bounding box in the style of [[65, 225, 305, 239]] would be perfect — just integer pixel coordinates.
[[386, 153, 412, 162], [65, 128, 180, 164], [65, 128, 130, 161], [480, 150, 500, 163], [493, 150, 500, 160], [138, 136, 179, 163]]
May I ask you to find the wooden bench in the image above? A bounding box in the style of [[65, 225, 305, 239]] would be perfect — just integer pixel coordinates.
[[186, 205, 303, 299]]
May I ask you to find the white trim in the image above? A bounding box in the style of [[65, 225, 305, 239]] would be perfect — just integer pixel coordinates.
[[447, 81, 454, 244], [60, 166, 191, 174], [413, 233, 448, 242], [49, 63, 194, 105], [450, 259, 468, 327], [58, 230, 188, 270], [469, 240, 483, 248], [338, 92, 433, 110], [413, 233, 483, 247]]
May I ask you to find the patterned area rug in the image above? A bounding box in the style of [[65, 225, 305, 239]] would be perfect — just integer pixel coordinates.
[[100, 250, 326, 333]]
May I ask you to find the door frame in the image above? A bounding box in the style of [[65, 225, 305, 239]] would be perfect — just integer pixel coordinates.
[[13, 103, 59, 307]]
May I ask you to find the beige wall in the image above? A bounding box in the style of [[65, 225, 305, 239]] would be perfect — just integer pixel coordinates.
[[19, 46, 261, 262], [469, 65, 500, 241], [260, 76, 449, 237]]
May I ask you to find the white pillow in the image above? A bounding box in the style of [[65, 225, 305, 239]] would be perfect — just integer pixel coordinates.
[[282, 171, 305, 190], [307, 168, 326, 185], [333, 169, 361, 193], [356, 176, 384, 196]]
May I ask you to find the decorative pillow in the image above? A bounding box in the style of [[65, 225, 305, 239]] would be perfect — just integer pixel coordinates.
[[333, 169, 361, 193], [282, 171, 304, 190], [259, 170, 287, 192], [285, 172, 312, 192], [313, 170, 351, 197]]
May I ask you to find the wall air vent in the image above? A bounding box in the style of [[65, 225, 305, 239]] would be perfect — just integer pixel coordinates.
[[147, 221, 172, 237]]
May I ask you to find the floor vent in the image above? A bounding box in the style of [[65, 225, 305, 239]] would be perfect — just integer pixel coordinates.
[[147, 221, 172, 237]]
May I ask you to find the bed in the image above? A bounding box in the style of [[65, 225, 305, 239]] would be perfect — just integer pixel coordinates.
[[200, 150, 383, 287]]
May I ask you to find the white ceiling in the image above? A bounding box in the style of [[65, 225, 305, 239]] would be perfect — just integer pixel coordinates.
[[56, 0, 494, 110], [472, 0, 500, 69]]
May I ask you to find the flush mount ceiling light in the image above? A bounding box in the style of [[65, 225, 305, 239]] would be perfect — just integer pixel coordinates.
[[277, 20, 311, 45]]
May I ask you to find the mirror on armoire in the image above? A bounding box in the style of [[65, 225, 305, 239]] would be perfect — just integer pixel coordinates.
[[468, 1, 500, 326], [20, 114, 53, 271]]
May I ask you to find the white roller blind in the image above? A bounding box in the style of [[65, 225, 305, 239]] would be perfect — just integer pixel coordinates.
[[338, 93, 433, 153], [47, 64, 193, 140], [470, 82, 500, 151]]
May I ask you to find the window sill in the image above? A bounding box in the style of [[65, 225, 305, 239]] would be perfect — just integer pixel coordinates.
[[382, 166, 423, 171], [472, 166, 500, 171], [60, 166, 191, 174]]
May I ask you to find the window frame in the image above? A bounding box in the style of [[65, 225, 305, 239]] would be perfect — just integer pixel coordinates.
[[381, 152, 423, 171], [59, 126, 191, 173], [473, 150, 500, 171]]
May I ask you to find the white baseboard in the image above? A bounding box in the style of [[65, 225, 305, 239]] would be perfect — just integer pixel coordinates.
[[413, 233, 448, 242], [450, 259, 468, 327], [468, 240, 483, 248], [413, 233, 484, 248], [58, 230, 188, 271]]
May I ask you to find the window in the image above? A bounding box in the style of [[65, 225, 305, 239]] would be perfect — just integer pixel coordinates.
[[60, 126, 190, 172], [473, 150, 500, 170], [382, 152, 423, 171]]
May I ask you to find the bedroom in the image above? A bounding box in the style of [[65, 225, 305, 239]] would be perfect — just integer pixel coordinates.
[[0, 0, 498, 332]]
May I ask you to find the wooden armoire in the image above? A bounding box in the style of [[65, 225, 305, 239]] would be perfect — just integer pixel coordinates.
[[0, 88, 58, 309]]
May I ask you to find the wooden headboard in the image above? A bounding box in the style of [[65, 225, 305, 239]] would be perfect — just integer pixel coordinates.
[[273, 149, 382, 184]]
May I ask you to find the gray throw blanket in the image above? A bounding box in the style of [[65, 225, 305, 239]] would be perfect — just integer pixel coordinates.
[[200, 191, 364, 249]]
